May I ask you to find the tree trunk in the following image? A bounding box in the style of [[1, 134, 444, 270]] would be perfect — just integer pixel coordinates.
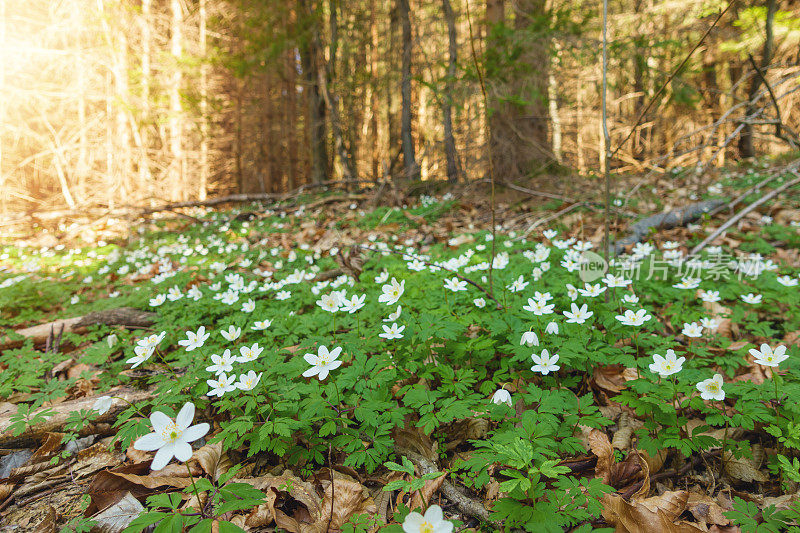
[[298, 0, 328, 184], [387, 2, 401, 177], [199, 0, 209, 200], [486, 0, 551, 180], [398, 0, 419, 181], [317, 0, 354, 180], [169, 0, 184, 200], [141, 0, 153, 204], [369, 0, 380, 180], [548, 47, 562, 164], [286, 39, 299, 190], [738, 0, 776, 159], [442, 0, 460, 182]]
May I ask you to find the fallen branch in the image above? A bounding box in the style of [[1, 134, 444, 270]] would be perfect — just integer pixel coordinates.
[[0, 307, 156, 350], [710, 160, 800, 217], [399, 448, 494, 525], [612, 200, 726, 255], [0, 387, 153, 447], [689, 171, 800, 257]]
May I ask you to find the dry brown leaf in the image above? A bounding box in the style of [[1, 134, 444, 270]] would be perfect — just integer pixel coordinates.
[[588, 429, 614, 484], [444, 417, 489, 450], [32, 432, 64, 459], [86, 462, 197, 515], [393, 422, 437, 461], [602, 491, 705, 533], [687, 492, 730, 526], [88, 492, 145, 533], [592, 365, 638, 394], [723, 451, 768, 483], [194, 441, 232, 482], [229, 516, 247, 530], [319, 478, 378, 530], [32, 506, 57, 533], [245, 489, 278, 528], [763, 492, 800, 510], [72, 443, 120, 480], [408, 472, 447, 513], [236, 472, 324, 530], [783, 330, 800, 347], [641, 449, 668, 475]]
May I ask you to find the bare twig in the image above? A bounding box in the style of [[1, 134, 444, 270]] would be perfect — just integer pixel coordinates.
[[399, 448, 494, 525], [747, 54, 800, 150], [689, 171, 800, 257], [610, 0, 735, 159]]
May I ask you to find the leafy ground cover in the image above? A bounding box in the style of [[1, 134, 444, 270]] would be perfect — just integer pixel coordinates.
[[1, 168, 800, 532]]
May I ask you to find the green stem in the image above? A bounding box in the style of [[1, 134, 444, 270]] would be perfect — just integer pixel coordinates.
[[185, 462, 203, 516], [719, 413, 729, 478]]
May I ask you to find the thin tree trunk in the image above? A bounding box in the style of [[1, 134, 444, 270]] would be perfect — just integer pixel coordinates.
[[286, 44, 298, 190], [387, 2, 401, 177], [199, 0, 209, 200], [738, 0, 776, 159], [317, 0, 354, 180], [141, 0, 153, 204], [398, 0, 419, 181], [0, 0, 4, 215], [548, 48, 562, 164], [105, 72, 115, 209], [442, 0, 460, 182], [169, 0, 184, 201], [115, 32, 131, 199], [370, 0, 381, 180], [576, 80, 585, 173]]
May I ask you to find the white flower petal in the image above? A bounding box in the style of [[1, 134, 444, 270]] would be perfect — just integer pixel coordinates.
[[133, 432, 166, 452]]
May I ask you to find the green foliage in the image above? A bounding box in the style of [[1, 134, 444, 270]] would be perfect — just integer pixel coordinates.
[[2, 186, 800, 528]]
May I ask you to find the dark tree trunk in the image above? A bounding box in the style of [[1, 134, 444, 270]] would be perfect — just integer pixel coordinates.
[[298, 0, 328, 183], [442, 0, 460, 182], [398, 0, 419, 181], [486, 0, 552, 180], [738, 0, 776, 159]]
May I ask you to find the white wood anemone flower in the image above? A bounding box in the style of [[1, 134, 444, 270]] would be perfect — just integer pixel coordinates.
[[133, 402, 210, 471], [402, 505, 453, 533], [302, 345, 343, 381]]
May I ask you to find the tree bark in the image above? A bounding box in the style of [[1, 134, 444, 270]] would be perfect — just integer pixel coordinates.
[[169, 0, 184, 200], [199, 0, 209, 200], [141, 0, 153, 204], [486, 0, 551, 180], [298, 0, 328, 184], [442, 0, 460, 182], [398, 0, 419, 181], [738, 0, 776, 159]]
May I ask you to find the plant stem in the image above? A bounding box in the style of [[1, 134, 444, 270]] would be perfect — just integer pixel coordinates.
[[772, 373, 783, 422], [185, 462, 203, 517], [719, 413, 729, 479]]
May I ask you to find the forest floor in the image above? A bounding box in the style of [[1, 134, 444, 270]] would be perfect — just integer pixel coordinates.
[[1, 160, 800, 532]]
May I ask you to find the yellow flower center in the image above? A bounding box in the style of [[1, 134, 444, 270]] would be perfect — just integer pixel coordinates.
[[162, 423, 182, 443], [708, 384, 718, 392], [420, 522, 434, 533]]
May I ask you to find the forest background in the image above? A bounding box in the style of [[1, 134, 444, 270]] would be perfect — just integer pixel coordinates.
[[1, 0, 799, 215]]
